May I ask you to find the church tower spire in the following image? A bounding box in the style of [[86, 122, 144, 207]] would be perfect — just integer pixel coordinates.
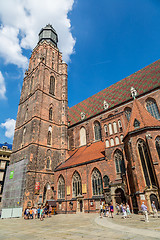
[[2, 25, 68, 214]]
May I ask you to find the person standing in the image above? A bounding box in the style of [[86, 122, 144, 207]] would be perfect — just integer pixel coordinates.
[[141, 202, 149, 222], [151, 201, 158, 218], [126, 204, 131, 218], [109, 202, 114, 218], [40, 206, 44, 221], [100, 201, 103, 218], [49, 205, 52, 217]]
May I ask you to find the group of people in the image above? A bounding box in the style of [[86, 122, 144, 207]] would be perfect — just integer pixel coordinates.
[[100, 200, 159, 223], [100, 202, 114, 218], [100, 201, 132, 219], [141, 201, 158, 222], [24, 205, 53, 221], [116, 203, 131, 218]]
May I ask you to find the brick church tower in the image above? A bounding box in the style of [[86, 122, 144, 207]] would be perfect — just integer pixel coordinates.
[[2, 25, 68, 216]]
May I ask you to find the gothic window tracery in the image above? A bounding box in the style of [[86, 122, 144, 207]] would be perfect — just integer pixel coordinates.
[[108, 123, 113, 135], [94, 121, 102, 141], [92, 168, 103, 196], [138, 139, 156, 187], [114, 149, 125, 176], [146, 99, 160, 120], [104, 125, 108, 136], [155, 137, 160, 160], [58, 175, 65, 199], [49, 76, 55, 95], [72, 171, 82, 197]]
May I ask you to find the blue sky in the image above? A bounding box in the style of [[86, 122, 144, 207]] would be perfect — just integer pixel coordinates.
[[0, 0, 160, 143]]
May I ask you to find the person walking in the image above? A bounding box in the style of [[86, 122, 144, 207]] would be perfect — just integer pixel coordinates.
[[116, 203, 120, 215], [49, 205, 52, 217], [37, 206, 40, 219], [151, 201, 158, 218], [40, 206, 44, 221], [109, 202, 114, 218], [126, 204, 131, 218], [106, 204, 109, 217], [122, 204, 127, 219], [141, 202, 149, 222], [100, 201, 103, 218]]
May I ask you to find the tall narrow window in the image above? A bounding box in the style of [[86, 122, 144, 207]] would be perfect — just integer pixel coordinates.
[[118, 120, 123, 132], [80, 127, 87, 146], [155, 137, 160, 160], [110, 138, 114, 146], [146, 99, 160, 120], [94, 121, 102, 141], [21, 127, 26, 147], [24, 107, 28, 122], [58, 175, 65, 199], [120, 135, 124, 143], [138, 139, 156, 187], [49, 76, 55, 95], [113, 122, 118, 133], [103, 175, 110, 187], [49, 107, 53, 121], [92, 168, 103, 196], [105, 140, 109, 148], [30, 76, 34, 93], [115, 136, 120, 145], [125, 107, 132, 122], [114, 149, 125, 176], [104, 125, 108, 136], [47, 126, 52, 145], [46, 157, 51, 169], [108, 123, 113, 135], [72, 171, 82, 197]]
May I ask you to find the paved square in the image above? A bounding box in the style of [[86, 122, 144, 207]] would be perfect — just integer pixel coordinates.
[[0, 213, 160, 239]]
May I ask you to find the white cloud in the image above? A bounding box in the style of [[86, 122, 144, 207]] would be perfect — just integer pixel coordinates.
[[0, 0, 75, 68], [1, 118, 16, 139], [0, 71, 6, 99]]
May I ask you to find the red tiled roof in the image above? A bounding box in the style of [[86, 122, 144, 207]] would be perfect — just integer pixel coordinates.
[[68, 59, 160, 126], [124, 98, 160, 137], [55, 141, 105, 170]]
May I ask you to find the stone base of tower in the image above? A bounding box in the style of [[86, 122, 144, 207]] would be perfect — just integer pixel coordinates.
[[1, 159, 28, 218]]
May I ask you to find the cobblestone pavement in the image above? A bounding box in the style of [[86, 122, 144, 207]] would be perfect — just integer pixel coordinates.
[[0, 213, 160, 240]]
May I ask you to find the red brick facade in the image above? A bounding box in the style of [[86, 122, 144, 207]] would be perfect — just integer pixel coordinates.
[[9, 25, 160, 214]]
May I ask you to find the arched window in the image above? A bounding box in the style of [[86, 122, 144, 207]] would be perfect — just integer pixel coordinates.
[[120, 135, 124, 143], [80, 127, 87, 146], [108, 123, 113, 135], [58, 175, 65, 199], [118, 120, 123, 132], [155, 137, 160, 160], [49, 107, 53, 121], [146, 99, 160, 120], [103, 175, 110, 188], [92, 168, 103, 196], [21, 127, 26, 147], [72, 171, 82, 197], [110, 138, 114, 146], [94, 121, 102, 141], [114, 149, 125, 176], [104, 125, 108, 136], [115, 136, 120, 145], [47, 126, 52, 145], [125, 107, 132, 122], [105, 140, 109, 148], [138, 139, 156, 187], [49, 76, 55, 95], [46, 157, 51, 169], [113, 122, 118, 133]]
